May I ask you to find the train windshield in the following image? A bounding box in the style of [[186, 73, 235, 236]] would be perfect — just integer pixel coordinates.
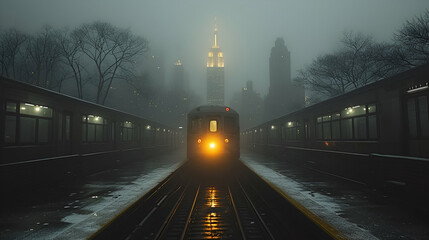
[[191, 117, 203, 133], [224, 116, 235, 134], [209, 120, 217, 132]]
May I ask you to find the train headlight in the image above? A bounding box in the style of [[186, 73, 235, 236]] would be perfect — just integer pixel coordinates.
[[209, 142, 216, 149], [197, 138, 202, 144], [224, 138, 229, 143]]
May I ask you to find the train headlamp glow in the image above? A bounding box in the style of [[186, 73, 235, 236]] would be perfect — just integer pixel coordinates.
[[197, 138, 202, 144], [209, 142, 216, 149], [224, 138, 229, 143]]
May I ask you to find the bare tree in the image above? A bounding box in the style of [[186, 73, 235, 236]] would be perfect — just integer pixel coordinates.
[[299, 32, 391, 99], [57, 28, 86, 98], [0, 28, 27, 79], [74, 21, 148, 104], [393, 9, 429, 67], [26, 25, 62, 89]]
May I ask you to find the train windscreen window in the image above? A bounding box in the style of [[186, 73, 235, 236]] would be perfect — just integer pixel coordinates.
[[191, 118, 202, 133], [210, 120, 217, 132], [224, 117, 235, 133]]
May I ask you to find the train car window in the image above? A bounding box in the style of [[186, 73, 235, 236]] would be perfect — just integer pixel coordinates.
[[224, 117, 235, 133], [4, 116, 16, 143], [354, 116, 367, 139], [323, 122, 331, 140], [191, 117, 202, 133], [368, 104, 376, 113], [5, 101, 54, 145], [286, 121, 301, 140], [342, 105, 365, 118], [418, 96, 429, 137], [341, 118, 353, 139], [20, 103, 52, 118], [210, 120, 217, 132], [332, 113, 340, 120], [6, 101, 17, 112], [332, 121, 340, 139], [82, 115, 106, 142], [121, 121, 136, 141], [38, 119, 51, 143], [368, 115, 377, 139], [316, 122, 322, 139], [20, 117, 36, 143]]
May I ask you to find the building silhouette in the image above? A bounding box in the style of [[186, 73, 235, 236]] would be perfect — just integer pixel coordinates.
[[265, 38, 304, 120], [206, 25, 225, 105]]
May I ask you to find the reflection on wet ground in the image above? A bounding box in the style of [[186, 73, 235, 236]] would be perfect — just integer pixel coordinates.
[[0, 149, 186, 239], [241, 150, 429, 240]]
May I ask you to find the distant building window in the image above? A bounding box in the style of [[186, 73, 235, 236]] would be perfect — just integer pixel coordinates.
[[82, 115, 107, 142], [4, 101, 53, 144]]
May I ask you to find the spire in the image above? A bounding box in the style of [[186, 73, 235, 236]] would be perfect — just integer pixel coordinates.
[[207, 23, 224, 68], [213, 24, 218, 48]]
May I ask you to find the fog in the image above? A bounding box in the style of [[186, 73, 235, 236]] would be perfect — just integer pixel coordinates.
[[1, 0, 428, 101]]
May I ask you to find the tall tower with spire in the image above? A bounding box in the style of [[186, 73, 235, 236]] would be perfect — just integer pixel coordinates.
[[206, 24, 225, 105]]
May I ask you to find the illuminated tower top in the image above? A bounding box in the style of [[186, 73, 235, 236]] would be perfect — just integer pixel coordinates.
[[207, 25, 224, 68]]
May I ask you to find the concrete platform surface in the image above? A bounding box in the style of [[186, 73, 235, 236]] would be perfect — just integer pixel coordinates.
[[241, 150, 429, 240], [0, 149, 186, 239]]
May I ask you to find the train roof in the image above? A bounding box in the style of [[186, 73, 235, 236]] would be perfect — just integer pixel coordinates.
[[188, 105, 238, 115]]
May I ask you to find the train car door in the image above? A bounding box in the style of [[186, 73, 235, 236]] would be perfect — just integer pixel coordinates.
[[405, 89, 429, 157]]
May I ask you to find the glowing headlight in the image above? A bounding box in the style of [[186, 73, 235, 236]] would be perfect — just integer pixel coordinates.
[[209, 142, 215, 149], [197, 138, 202, 144], [224, 138, 229, 143]]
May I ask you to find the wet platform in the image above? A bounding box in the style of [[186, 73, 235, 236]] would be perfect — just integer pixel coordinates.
[[0, 150, 186, 239], [241, 151, 429, 240], [1, 149, 428, 239]]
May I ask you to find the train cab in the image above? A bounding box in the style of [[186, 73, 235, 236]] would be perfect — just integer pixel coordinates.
[[187, 105, 240, 166]]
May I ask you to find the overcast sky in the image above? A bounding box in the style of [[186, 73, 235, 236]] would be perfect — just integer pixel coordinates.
[[1, 0, 428, 101]]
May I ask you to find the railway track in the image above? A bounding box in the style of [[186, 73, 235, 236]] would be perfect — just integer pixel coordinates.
[[91, 161, 337, 240]]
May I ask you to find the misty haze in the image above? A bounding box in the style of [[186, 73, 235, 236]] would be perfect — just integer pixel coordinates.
[[1, 0, 429, 239]]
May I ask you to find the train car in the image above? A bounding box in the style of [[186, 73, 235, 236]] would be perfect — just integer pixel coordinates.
[[242, 63, 429, 158], [0, 77, 179, 189], [187, 105, 240, 166], [240, 63, 429, 189]]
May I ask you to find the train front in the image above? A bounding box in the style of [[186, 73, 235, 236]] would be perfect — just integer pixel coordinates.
[[187, 106, 240, 168]]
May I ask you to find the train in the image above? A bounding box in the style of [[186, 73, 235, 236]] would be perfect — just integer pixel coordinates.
[[241, 63, 429, 190], [0, 77, 181, 188], [187, 105, 240, 167]]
